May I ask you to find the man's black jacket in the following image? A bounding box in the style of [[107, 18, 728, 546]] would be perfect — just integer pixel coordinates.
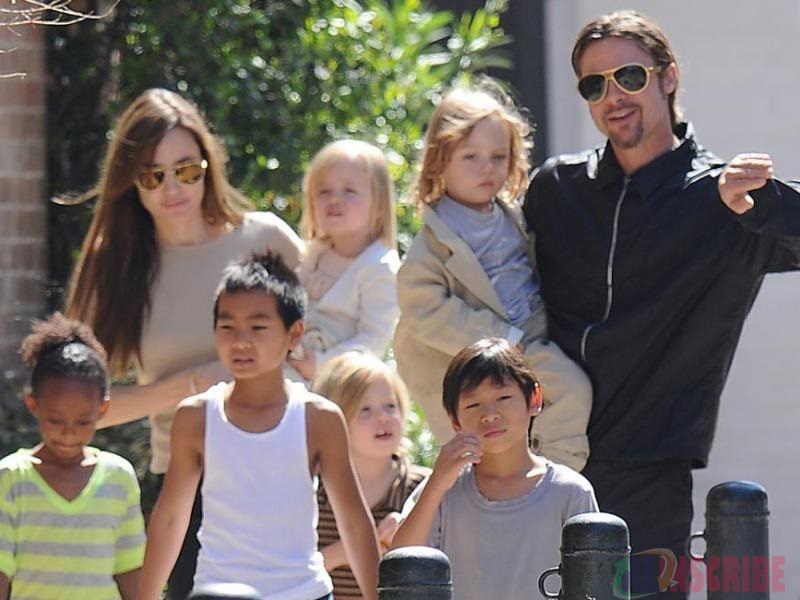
[[524, 123, 800, 467]]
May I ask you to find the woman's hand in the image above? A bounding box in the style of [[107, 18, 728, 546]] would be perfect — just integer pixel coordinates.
[[97, 360, 230, 429], [288, 344, 317, 381], [189, 360, 230, 395]]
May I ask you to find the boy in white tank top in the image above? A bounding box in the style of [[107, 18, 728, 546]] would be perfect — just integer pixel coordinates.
[[137, 252, 380, 600]]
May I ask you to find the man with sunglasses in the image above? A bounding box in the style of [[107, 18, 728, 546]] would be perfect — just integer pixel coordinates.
[[523, 10, 800, 597]]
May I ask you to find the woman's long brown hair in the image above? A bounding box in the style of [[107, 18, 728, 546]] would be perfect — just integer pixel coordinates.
[[65, 89, 251, 376]]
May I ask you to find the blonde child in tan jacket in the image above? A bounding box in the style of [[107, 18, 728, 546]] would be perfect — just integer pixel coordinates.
[[394, 83, 592, 471]]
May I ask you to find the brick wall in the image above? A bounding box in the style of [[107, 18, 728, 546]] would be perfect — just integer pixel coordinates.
[[0, 22, 47, 375]]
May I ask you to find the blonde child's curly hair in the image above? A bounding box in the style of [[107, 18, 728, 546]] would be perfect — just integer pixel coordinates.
[[411, 80, 534, 207]]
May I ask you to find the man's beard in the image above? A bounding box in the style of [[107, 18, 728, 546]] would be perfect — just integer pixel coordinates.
[[608, 118, 644, 150]]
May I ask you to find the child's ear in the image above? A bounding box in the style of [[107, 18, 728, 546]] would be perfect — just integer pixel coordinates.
[[528, 382, 543, 417], [287, 319, 305, 348], [98, 396, 111, 418], [23, 393, 37, 415], [449, 413, 462, 432]]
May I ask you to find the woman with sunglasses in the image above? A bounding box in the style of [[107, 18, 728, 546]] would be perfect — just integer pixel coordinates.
[[65, 88, 302, 599]]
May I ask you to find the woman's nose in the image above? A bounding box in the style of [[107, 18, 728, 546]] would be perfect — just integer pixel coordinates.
[[162, 171, 182, 194]]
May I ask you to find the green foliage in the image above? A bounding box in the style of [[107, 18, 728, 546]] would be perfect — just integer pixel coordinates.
[[40, 0, 511, 485], [49, 0, 510, 260], [0, 373, 38, 456], [282, 0, 511, 244], [405, 401, 439, 468]]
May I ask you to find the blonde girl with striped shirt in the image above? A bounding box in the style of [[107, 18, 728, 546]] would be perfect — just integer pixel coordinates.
[[314, 352, 429, 599]]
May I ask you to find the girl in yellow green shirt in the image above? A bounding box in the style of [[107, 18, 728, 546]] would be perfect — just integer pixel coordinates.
[[0, 313, 145, 599]]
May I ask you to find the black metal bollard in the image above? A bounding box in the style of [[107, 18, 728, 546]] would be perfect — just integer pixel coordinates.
[[378, 545, 452, 599], [688, 481, 770, 599], [188, 582, 261, 599], [539, 512, 630, 599]]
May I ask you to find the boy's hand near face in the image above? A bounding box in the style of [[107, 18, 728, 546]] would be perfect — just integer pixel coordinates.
[[392, 433, 482, 550], [429, 433, 483, 492]]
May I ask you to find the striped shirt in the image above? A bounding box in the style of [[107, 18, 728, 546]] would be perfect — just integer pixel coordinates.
[[317, 456, 429, 599], [0, 448, 146, 600]]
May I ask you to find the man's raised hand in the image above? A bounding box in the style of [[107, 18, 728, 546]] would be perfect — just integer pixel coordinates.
[[718, 153, 774, 214]]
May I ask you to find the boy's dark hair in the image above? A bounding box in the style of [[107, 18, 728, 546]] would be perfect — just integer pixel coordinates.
[[19, 312, 109, 397], [442, 338, 539, 424], [213, 251, 307, 329]]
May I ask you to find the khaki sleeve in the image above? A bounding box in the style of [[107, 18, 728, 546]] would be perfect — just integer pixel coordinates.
[[397, 236, 514, 358]]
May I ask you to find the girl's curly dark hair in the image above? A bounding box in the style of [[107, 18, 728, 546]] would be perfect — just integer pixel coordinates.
[[20, 312, 109, 397]]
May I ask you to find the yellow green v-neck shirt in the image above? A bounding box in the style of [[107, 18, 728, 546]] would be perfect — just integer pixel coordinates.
[[0, 448, 145, 599]]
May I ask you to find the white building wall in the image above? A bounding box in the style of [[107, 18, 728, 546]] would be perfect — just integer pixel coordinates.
[[544, 2, 800, 596]]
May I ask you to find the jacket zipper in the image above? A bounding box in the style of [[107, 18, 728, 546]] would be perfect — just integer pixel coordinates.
[[580, 177, 629, 362]]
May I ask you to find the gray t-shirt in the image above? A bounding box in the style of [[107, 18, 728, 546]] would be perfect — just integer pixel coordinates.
[[434, 196, 541, 327], [402, 462, 598, 600]]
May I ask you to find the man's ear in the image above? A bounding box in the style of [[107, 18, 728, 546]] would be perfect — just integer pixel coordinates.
[[528, 382, 543, 417], [660, 62, 678, 96]]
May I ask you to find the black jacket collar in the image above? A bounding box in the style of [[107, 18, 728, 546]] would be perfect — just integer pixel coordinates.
[[592, 122, 699, 197]]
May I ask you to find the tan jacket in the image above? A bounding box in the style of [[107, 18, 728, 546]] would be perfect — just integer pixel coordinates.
[[394, 201, 591, 470], [395, 200, 541, 426]]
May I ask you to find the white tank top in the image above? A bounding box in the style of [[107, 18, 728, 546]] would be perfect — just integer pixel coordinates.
[[195, 381, 332, 600]]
